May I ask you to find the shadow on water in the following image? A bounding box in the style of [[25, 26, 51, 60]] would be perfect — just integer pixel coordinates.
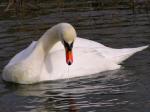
[[0, 0, 150, 112]]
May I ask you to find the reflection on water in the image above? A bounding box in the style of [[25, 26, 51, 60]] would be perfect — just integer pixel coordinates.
[[1, 69, 150, 112], [1, 70, 136, 112], [0, 0, 150, 112]]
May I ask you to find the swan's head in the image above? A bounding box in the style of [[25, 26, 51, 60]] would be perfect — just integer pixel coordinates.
[[57, 23, 77, 65]]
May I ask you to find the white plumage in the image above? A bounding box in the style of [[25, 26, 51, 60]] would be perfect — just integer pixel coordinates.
[[2, 23, 148, 84]]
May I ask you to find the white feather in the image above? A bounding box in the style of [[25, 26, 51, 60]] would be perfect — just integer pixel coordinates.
[[2, 23, 148, 84]]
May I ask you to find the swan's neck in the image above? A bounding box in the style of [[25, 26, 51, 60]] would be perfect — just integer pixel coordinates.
[[27, 27, 59, 62], [37, 28, 59, 55]]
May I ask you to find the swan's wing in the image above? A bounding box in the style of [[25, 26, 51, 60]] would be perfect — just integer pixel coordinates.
[[96, 45, 149, 64], [74, 38, 148, 63], [6, 41, 37, 66], [76, 38, 148, 64]]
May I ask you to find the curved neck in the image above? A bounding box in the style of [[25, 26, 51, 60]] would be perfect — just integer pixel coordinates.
[[27, 27, 59, 62], [37, 28, 59, 54]]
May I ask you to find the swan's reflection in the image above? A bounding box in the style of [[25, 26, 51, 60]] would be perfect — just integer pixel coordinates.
[[4, 79, 81, 112], [3, 69, 134, 112]]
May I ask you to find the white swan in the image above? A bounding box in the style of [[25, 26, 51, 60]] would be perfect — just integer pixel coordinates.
[[2, 23, 148, 84]]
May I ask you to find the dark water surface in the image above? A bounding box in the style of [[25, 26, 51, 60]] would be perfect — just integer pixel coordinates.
[[0, 1, 150, 112]]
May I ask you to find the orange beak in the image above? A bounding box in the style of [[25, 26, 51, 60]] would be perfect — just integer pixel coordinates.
[[65, 48, 73, 65]]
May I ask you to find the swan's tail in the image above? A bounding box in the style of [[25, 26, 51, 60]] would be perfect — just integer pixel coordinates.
[[106, 45, 149, 64], [132, 45, 149, 52]]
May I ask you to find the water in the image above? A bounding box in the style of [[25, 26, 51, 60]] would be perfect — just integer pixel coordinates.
[[0, 0, 150, 112]]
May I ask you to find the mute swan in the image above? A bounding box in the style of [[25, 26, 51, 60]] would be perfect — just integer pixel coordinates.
[[2, 23, 148, 84]]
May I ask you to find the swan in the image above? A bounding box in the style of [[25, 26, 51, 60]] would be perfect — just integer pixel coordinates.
[[2, 23, 148, 84]]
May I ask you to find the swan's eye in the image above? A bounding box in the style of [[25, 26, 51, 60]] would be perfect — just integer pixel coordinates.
[[63, 40, 73, 51], [70, 42, 73, 49]]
